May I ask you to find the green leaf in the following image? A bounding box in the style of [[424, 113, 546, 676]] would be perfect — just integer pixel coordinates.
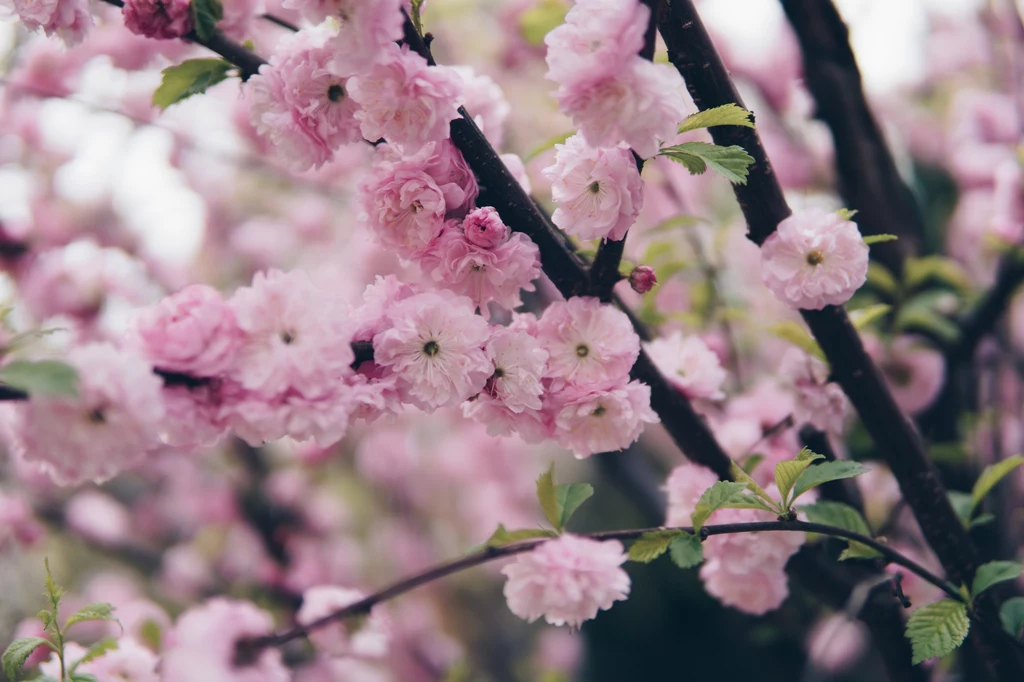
[[839, 543, 885, 561], [0, 360, 78, 397], [948, 491, 974, 527], [691, 481, 750, 531], [669, 533, 703, 568], [800, 500, 881, 559], [518, 0, 567, 45], [628, 530, 683, 563], [866, 262, 899, 296], [894, 305, 960, 344], [729, 462, 780, 510], [768, 321, 825, 360], [971, 455, 1024, 514], [659, 141, 755, 185], [774, 451, 823, 506], [536, 464, 560, 530], [863, 234, 899, 245], [849, 304, 892, 331], [791, 461, 870, 502], [70, 674, 97, 682], [904, 256, 972, 294], [905, 599, 969, 664], [36, 610, 52, 631], [152, 59, 235, 110], [190, 0, 223, 40], [409, 0, 425, 34], [484, 525, 557, 548], [64, 603, 116, 630], [677, 104, 754, 134], [43, 558, 62, 611], [3, 638, 54, 680], [999, 597, 1024, 639], [971, 561, 1022, 598], [73, 638, 118, 670], [139, 618, 162, 651], [555, 483, 594, 529], [741, 453, 765, 475], [837, 208, 859, 221]]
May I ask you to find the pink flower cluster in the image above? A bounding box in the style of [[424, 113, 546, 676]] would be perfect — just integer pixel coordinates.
[[543, 133, 644, 241], [122, 0, 192, 39], [665, 463, 804, 615], [760, 209, 869, 310], [544, 0, 687, 158], [502, 534, 630, 628], [778, 348, 846, 434], [248, 11, 464, 170], [1, 0, 92, 45]]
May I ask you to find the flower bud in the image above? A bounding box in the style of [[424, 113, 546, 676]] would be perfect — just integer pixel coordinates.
[[628, 265, 657, 293], [462, 207, 509, 248]]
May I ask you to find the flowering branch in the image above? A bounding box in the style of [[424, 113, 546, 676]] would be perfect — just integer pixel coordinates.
[[236, 518, 966, 658], [779, 0, 924, 274], [657, 2, 1022, 676]]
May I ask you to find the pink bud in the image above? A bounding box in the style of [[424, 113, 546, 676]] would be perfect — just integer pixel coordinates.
[[628, 265, 657, 293], [462, 207, 510, 248]]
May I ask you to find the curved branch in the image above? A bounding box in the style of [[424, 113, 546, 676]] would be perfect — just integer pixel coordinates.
[[237, 518, 962, 658], [951, 255, 1024, 362]]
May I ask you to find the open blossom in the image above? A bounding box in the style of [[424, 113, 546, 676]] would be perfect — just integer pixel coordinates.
[[550, 379, 658, 457], [349, 44, 464, 152], [779, 348, 847, 433], [247, 22, 363, 172], [865, 335, 945, 416], [482, 328, 548, 412], [281, 0, 403, 69], [761, 209, 869, 310], [297, 586, 390, 659], [373, 291, 492, 410], [502, 534, 630, 628], [418, 222, 541, 317], [229, 269, 355, 397], [2, 0, 92, 45], [9, 344, 164, 486], [122, 0, 192, 39], [544, 134, 644, 241], [537, 297, 640, 389], [664, 462, 720, 527], [130, 284, 243, 377], [644, 331, 727, 400], [358, 166, 447, 258], [161, 598, 289, 682]]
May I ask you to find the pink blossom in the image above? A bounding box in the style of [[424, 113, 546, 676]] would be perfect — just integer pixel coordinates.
[[481, 327, 548, 412], [161, 598, 289, 682], [664, 462, 720, 527], [122, 0, 192, 39], [462, 207, 509, 248], [297, 586, 390, 659], [807, 615, 868, 673], [644, 331, 726, 400], [543, 0, 648, 87], [358, 166, 448, 258], [247, 22, 363, 172], [65, 490, 130, 546], [281, 0, 403, 70], [536, 297, 640, 389], [700, 505, 804, 615], [550, 379, 658, 457], [10, 344, 164, 486], [502, 534, 630, 628], [760, 209, 869, 310], [349, 44, 464, 152], [628, 265, 657, 293], [369, 139, 479, 223], [0, 493, 43, 548], [555, 58, 687, 159], [452, 66, 510, 148], [157, 384, 229, 449], [543, 134, 643, 241], [228, 269, 355, 397], [221, 384, 357, 447], [82, 637, 158, 682], [3, 0, 92, 45], [865, 335, 946, 416], [372, 291, 492, 410], [130, 284, 243, 377], [350, 275, 419, 343], [418, 223, 541, 317], [779, 348, 847, 434]]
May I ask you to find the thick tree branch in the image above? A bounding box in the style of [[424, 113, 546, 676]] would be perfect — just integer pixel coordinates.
[[657, 2, 1023, 676], [779, 0, 923, 274]]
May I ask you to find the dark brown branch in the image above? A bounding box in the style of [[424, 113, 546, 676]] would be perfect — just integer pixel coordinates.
[[951, 255, 1024, 362], [657, 2, 1023, 677], [779, 0, 924, 274]]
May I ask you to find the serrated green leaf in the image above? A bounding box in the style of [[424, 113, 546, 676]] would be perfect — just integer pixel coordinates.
[[971, 455, 1024, 514], [628, 530, 683, 563], [536, 464, 560, 530], [0, 360, 78, 397], [485, 525, 557, 548], [863, 234, 899, 245], [72, 637, 118, 671], [518, 0, 567, 45], [867, 262, 899, 296], [3, 638, 54, 680], [775, 459, 814, 506], [800, 500, 881, 559], [768, 321, 825, 360], [905, 599, 969, 664], [796, 447, 825, 463], [668, 533, 703, 568], [190, 0, 223, 40], [65, 603, 116, 630], [36, 610, 52, 631], [791, 461, 870, 502], [723, 493, 780, 513], [691, 481, 750, 531], [659, 141, 754, 185], [152, 59, 235, 110], [729, 462, 780, 510], [677, 104, 754, 134], [43, 558, 62, 610], [555, 483, 593, 528], [971, 561, 1022, 598], [1000, 597, 1024, 639], [849, 304, 892, 331]]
